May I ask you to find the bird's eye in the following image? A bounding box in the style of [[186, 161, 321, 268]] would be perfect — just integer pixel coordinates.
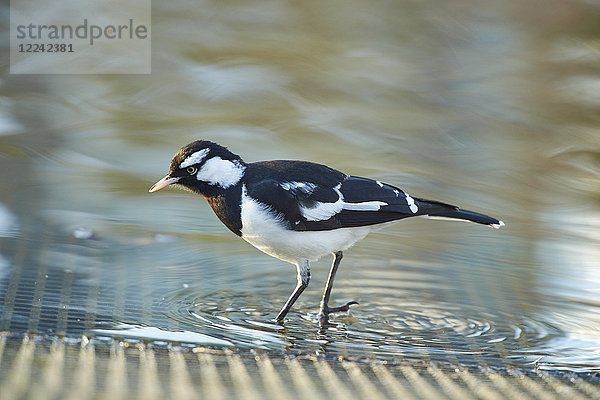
[[186, 166, 197, 175]]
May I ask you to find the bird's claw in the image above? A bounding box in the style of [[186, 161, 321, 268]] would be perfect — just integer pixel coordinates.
[[322, 300, 359, 314], [318, 301, 359, 325]]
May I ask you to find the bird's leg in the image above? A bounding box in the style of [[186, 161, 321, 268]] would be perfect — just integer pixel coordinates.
[[318, 251, 358, 325], [275, 259, 310, 323]]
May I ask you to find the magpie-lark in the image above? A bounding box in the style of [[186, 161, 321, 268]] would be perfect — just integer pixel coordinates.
[[150, 140, 504, 324]]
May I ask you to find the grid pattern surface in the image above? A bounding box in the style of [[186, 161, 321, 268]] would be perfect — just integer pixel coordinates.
[[1, 334, 599, 400], [0, 204, 598, 398]]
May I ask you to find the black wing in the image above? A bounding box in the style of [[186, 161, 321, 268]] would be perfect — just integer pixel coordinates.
[[244, 163, 458, 232], [335, 177, 503, 229], [243, 161, 345, 230], [316, 176, 458, 230]]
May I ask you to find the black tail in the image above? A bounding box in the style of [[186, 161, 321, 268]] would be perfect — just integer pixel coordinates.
[[427, 208, 504, 228]]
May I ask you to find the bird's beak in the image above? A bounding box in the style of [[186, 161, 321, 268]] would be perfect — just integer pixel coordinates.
[[149, 175, 180, 193]]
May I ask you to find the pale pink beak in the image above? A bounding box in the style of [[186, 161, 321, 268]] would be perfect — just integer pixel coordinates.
[[149, 175, 180, 193]]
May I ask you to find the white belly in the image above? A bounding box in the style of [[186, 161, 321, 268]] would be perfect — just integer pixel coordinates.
[[240, 192, 373, 263]]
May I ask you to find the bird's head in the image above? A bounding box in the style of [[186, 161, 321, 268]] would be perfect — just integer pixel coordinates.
[[149, 140, 246, 196]]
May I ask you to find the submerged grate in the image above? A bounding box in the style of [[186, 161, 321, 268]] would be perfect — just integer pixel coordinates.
[[0, 187, 598, 399], [0, 334, 599, 399]]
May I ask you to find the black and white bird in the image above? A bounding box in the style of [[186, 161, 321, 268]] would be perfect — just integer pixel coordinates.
[[150, 140, 504, 324]]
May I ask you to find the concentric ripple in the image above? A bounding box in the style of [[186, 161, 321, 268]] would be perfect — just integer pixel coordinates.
[[119, 283, 562, 369]]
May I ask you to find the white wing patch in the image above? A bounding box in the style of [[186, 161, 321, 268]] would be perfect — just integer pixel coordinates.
[[280, 181, 316, 194], [180, 149, 210, 168], [301, 197, 344, 222], [342, 201, 388, 211], [300, 184, 388, 222], [405, 193, 418, 213], [196, 157, 246, 188]]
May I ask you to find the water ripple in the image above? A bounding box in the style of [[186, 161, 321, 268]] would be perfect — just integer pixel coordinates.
[[142, 284, 564, 367]]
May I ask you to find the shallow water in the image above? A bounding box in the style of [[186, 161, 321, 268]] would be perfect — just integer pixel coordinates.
[[1, 0, 600, 373]]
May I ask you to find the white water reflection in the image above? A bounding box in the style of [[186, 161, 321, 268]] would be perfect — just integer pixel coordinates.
[[0, 204, 18, 238], [93, 323, 234, 347]]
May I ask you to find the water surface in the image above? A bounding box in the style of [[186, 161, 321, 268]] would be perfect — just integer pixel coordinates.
[[1, 0, 599, 373]]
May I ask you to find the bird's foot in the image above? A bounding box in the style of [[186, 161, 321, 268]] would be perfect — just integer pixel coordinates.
[[318, 301, 359, 325]]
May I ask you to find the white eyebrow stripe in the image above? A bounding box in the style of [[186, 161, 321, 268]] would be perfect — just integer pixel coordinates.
[[180, 149, 210, 168]]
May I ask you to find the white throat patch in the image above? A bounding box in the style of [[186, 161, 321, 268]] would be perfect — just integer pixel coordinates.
[[196, 156, 246, 188], [180, 149, 210, 168]]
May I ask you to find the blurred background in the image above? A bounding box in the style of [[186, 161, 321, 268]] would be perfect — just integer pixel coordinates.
[[1, 0, 599, 374]]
